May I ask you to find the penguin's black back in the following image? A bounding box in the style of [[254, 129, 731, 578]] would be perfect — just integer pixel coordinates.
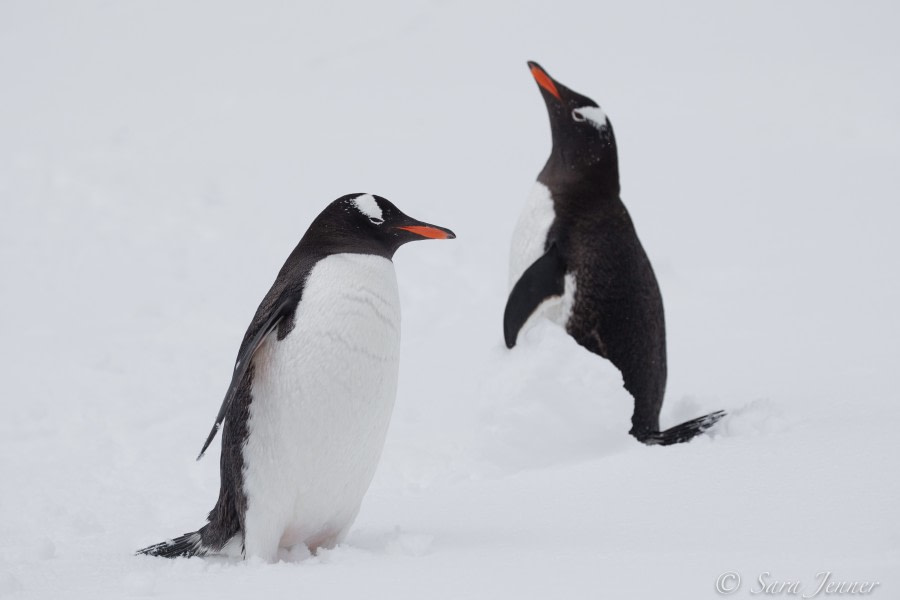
[[551, 189, 667, 435]]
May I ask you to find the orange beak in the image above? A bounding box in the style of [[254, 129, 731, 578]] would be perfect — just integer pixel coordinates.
[[396, 225, 455, 239], [529, 62, 561, 101]]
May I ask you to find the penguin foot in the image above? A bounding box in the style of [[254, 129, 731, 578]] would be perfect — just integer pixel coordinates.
[[632, 410, 727, 446], [136, 531, 206, 559]]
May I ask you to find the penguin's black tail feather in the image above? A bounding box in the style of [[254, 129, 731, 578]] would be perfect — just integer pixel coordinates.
[[136, 530, 207, 559], [634, 410, 727, 446]]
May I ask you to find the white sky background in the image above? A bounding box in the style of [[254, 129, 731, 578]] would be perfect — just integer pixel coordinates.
[[0, 1, 898, 598]]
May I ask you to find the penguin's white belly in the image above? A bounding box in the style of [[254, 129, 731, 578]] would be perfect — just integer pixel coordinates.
[[508, 181, 576, 329], [241, 253, 400, 560], [509, 181, 556, 289]]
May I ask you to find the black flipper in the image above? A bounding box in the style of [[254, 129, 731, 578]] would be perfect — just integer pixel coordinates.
[[196, 298, 295, 460], [632, 410, 727, 446], [504, 244, 567, 348], [136, 530, 206, 558]]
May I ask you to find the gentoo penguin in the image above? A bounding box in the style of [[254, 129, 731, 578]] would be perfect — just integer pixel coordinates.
[[137, 194, 454, 561], [505, 62, 724, 445]]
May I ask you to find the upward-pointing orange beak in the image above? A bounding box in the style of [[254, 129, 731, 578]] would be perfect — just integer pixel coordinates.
[[528, 61, 561, 101]]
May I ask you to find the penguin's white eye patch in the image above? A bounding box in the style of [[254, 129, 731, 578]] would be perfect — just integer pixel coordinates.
[[573, 106, 609, 131], [369, 217, 384, 225], [352, 194, 384, 222]]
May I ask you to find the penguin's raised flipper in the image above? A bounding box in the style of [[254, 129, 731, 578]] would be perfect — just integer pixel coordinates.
[[196, 297, 296, 460], [504, 244, 566, 348]]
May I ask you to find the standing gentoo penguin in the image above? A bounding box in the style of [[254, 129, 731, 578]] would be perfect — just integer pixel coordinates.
[[505, 62, 725, 445], [137, 194, 454, 560]]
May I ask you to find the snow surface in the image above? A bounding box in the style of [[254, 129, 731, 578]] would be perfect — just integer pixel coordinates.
[[1, 1, 898, 598]]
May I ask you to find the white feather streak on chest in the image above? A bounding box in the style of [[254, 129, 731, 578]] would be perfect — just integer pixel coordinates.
[[509, 181, 556, 289], [508, 181, 577, 329], [242, 253, 400, 557]]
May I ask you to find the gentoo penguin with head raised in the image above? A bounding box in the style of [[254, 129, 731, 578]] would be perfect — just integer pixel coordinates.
[[137, 193, 454, 561], [505, 62, 725, 445]]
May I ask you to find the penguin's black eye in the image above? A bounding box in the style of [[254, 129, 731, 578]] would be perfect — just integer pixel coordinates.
[[571, 109, 586, 122], [369, 217, 384, 225]]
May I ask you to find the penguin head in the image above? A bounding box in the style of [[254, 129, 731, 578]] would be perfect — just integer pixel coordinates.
[[527, 61, 619, 191], [308, 193, 455, 258]]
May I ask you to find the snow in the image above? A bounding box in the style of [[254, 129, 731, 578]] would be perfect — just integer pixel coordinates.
[[1, 1, 898, 599]]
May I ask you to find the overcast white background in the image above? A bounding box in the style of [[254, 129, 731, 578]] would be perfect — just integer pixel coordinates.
[[1, 1, 898, 598]]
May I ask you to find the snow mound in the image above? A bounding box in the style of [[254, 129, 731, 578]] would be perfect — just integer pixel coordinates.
[[475, 320, 633, 472]]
